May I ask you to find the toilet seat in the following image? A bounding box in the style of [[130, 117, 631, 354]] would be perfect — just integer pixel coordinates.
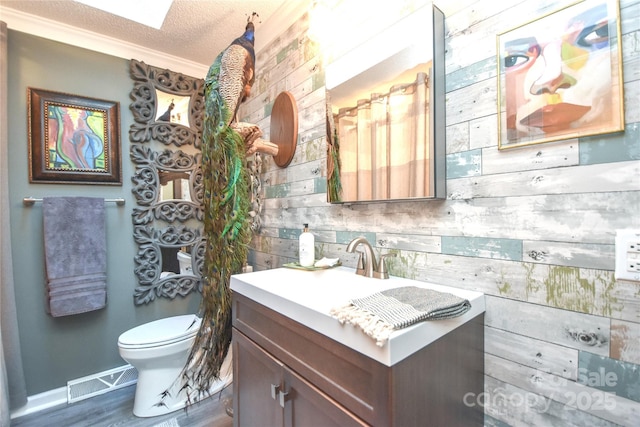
[[118, 315, 201, 349]]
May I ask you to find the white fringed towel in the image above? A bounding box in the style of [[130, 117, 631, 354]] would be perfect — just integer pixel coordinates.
[[43, 197, 107, 317], [330, 286, 471, 347]]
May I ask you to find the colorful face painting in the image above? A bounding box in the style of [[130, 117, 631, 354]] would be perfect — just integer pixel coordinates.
[[498, 0, 623, 148]]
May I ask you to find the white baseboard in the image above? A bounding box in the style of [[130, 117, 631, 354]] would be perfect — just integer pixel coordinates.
[[10, 386, 67, 420]]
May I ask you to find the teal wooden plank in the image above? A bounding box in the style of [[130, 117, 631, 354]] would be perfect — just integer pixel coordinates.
[[579, 122, 640, 165], [336, 231, 377, 245], [446, 149, 482, 179], [484, 413, 512, 427], [578, 351, 640, 403], [314, 177, 326, 193], [264, 100, 274, 117], [312, 71, 325, 91], [279, 228, 301, 240], [265, 182, 291, 198], [441, 236, 522, 261], [446, 57, 496, 93], [621, 0, 640, 33], [276, 39, 299, 64]]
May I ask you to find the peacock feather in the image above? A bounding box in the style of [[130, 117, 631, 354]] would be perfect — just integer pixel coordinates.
[[326, 98, 342, 202]]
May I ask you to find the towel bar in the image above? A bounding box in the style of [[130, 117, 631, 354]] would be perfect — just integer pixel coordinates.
[[23, 197, 126, 207]]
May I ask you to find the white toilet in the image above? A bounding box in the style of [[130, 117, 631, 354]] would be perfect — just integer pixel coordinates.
[[177, 251, 192, 275], [117, 314, 232, 417]]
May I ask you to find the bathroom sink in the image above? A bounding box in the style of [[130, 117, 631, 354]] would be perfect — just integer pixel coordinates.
[[230, 266, 485, 366]]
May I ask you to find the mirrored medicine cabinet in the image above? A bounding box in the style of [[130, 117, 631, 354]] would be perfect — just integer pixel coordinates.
[[325, 3, 446, 204]]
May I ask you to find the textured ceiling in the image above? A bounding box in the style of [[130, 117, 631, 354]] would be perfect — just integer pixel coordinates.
[[0, 0, 289, 67]]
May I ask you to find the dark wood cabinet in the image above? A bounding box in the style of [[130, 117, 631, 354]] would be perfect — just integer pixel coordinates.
[[233, 330, 283, 426], [232, 292, 484, 427], [233, 330, 366, 427]]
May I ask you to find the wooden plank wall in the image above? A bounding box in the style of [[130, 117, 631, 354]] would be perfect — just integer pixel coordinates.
[[239, 0, 640, 425]]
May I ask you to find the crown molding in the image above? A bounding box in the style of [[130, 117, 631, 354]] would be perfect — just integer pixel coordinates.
[[0, 6, 208, 78], [1, 0, 309, 79]]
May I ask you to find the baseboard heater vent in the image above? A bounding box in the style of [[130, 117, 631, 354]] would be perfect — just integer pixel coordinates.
[[67, 365, 138, 403]]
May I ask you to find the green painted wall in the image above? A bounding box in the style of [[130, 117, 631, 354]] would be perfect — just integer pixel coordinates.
[[7, 31, 200, 394]]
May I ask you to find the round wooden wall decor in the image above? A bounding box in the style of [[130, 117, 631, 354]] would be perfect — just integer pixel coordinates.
[[271, 91, 298, 168]]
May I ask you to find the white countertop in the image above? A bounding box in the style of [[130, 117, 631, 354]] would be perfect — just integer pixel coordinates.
[[230, 266, 485, 366]]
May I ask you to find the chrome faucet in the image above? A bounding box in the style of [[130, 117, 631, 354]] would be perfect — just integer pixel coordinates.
[[346, 237, 396, 279], [346, 237, 377, 278]]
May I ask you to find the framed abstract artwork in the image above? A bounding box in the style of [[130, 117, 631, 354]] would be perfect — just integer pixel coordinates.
[[496, 0, 624, 149], [28, 88, 122, 184]]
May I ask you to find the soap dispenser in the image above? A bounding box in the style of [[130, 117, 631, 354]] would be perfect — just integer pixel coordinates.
[[299, 223, 315, 267]]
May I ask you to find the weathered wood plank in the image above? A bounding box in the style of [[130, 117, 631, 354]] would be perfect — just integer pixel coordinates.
[[442, 236, 522, 260], [446, 161, 640, 199], [291, 67, 326, 110], [446, 149, 482, 179], [481, 139, 579, 174], [608, 281, 640, 330], [522, 240, 614, 270], [579, 123, 640, 165], [579, 351, 640, 403], [611, 319, 640, 365], [486, 353, 639, 426], [485, 296, 610, 356], [268, 192, 639, 244], [469, 115, 498, 150], [248, 250, 291, 271], [445, 57, 495, 94], [620, 0, 640, 34], [278, 226, 334, 244], [261, 192, 640, 246], [264, 177, 321, 199], [375, 232, 442, 253], [483, 375, 621, 427], [624, 79, 640, 123], [248, 238, 359, 272], [446, 78, 496, 126], [445, 121, 470, 154], [417, 255, 634, 321], [485, 326, 579, 380]]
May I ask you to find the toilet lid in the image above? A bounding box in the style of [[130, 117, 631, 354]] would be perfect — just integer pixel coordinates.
[[118, 314, 201, 348]]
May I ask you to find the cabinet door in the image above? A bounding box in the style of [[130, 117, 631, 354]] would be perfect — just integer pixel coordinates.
[[283, 367, 367, 427], [234, 330, 284, 427]]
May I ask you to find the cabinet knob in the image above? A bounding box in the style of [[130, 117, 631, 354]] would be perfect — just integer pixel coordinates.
[[278, 390, 289, 408], [270, 383, 280, 400]]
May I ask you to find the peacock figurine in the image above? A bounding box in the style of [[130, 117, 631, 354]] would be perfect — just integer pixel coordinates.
[[180, 13, 258, 403], [156, 99, 174, 122]]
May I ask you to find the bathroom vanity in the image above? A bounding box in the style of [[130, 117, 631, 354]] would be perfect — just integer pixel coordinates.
[[230, 267, 485, 426]]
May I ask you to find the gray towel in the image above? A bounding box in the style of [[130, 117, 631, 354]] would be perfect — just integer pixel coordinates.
[[331, 286, 471, 346], [43, 197, 107, 317]]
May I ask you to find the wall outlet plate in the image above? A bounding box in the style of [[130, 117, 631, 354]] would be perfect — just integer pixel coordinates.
[[615, 229, 640, 282]]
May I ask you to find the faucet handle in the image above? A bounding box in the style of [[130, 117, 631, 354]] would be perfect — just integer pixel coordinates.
[[374, 253, 397, 279]]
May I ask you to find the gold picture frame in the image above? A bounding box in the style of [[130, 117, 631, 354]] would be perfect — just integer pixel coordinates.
[[28, 87, 122, 184], [496, 0, 624, 150]]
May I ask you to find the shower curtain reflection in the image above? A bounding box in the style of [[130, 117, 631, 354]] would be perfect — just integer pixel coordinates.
[[356, 99, 372, 201], [335, 72, 431, 202], [337, 109, 358, 202]]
